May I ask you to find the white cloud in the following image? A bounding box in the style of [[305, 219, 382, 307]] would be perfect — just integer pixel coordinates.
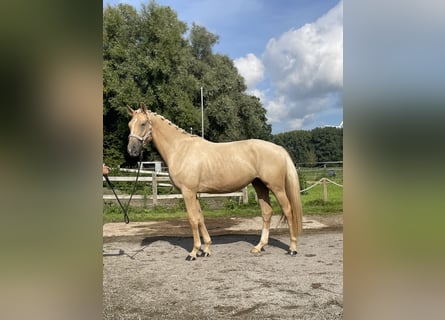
[[262, 1, 343, 131], [287, 118, 304, 131], [248, 88, 266, 101], [265, 95, 329, 131], [264, 96, 287, 124], [234, 53, 265, 89]]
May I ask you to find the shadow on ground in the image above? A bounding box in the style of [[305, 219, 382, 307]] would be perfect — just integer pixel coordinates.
[[139, 234, 289, 253]]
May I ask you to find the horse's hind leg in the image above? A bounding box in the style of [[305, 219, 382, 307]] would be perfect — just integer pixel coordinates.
[[251, 179, 273, 254], [273, 189, 298, 255]]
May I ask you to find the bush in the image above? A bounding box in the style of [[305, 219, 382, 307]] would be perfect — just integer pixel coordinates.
[[224, 198, 238, 211], [298, 170, 308, 194]]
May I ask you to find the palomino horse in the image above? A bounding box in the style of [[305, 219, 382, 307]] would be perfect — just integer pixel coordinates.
[[127, 103, 303, 261]]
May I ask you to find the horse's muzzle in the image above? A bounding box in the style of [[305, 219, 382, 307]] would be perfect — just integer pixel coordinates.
[[127, 141, 142, 157]]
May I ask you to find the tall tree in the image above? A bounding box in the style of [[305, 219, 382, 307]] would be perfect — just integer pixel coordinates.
[[311, 127, 343, 162], [237, 94, 272, 140], [189, 23, 219, 61], [103, 4, 143, 166]]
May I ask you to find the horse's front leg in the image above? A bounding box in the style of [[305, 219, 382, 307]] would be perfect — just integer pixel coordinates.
[[197, 200, 212, 257], [182, 190, 211, 261]]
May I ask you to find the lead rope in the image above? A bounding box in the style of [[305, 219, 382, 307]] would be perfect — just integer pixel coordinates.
[[104, 151, 144, 224]]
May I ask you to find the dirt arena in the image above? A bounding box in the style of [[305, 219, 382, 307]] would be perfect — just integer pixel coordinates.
[[103, 215, 343, 319]]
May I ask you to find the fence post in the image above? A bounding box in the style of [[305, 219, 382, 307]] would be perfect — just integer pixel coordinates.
[[322, 178, 328, 202], [152, 172, 158, 206], [242, 187, 248, 204]]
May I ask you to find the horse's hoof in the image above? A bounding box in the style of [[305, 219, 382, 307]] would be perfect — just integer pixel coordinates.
[[287, 250, 298, 256], [185, 255, 196, 261], [251, 246, 266, 254], [196, 249, 210, 257]]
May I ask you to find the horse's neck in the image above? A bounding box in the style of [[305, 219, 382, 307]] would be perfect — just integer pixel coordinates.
[[151, 114, 193, 165]]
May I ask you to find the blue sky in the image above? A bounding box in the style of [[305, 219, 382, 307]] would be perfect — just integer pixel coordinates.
[[104, 0, 343, 133]]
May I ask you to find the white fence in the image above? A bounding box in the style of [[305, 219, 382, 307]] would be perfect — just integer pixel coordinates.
[[103, 171, 248, 206], [103, 166, 344, 207]]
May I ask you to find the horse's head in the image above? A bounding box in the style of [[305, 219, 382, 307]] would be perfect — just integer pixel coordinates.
[[126, 102, 152, 157]]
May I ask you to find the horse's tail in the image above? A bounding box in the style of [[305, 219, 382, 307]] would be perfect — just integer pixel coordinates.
[[285, 154, 303, 235]]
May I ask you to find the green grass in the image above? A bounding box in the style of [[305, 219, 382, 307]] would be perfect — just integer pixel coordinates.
[[300, 183, 343, 214], [103, 182, 343, 224]]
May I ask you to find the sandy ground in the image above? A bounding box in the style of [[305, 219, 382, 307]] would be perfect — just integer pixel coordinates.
[[103, 214, 343, 319]]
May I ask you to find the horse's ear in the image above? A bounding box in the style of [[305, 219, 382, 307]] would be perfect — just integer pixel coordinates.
[[126, 105, 135, 116], [140, 102, 148, 113]]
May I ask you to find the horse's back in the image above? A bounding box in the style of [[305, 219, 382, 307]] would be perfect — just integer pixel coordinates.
[[241, 139, 289, 164], [207, 138, 289, 182], [211, 138, 284, 153], [205, 138, 288, 168], [169, 138, 289, 193]]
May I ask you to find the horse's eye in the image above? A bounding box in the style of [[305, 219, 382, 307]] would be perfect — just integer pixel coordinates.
[[141, 123, 146, 127]]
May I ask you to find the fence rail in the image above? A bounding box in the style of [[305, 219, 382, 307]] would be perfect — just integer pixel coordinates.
[[103, 167, 343, 207], [103, 171, 248, 206]]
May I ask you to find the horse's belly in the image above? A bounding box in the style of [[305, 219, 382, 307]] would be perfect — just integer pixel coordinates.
[[198, 175, 253, 193]]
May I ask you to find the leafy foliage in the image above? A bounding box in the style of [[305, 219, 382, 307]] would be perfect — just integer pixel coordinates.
[[273, 127, 343, 165]]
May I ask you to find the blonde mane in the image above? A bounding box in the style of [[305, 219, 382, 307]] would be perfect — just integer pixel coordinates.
[[151, 111, 198, 137]]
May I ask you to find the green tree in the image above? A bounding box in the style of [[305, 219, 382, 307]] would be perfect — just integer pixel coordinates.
[[189, 23, 219, 61], [237, 95, 272, 140], [103, 4, 142, 166], [273, 130, 314, 164], [311, 127, 343, 162], [103, 2, 198, 165], [272, 127, 342, 165], [201, 55, 246, 141]]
